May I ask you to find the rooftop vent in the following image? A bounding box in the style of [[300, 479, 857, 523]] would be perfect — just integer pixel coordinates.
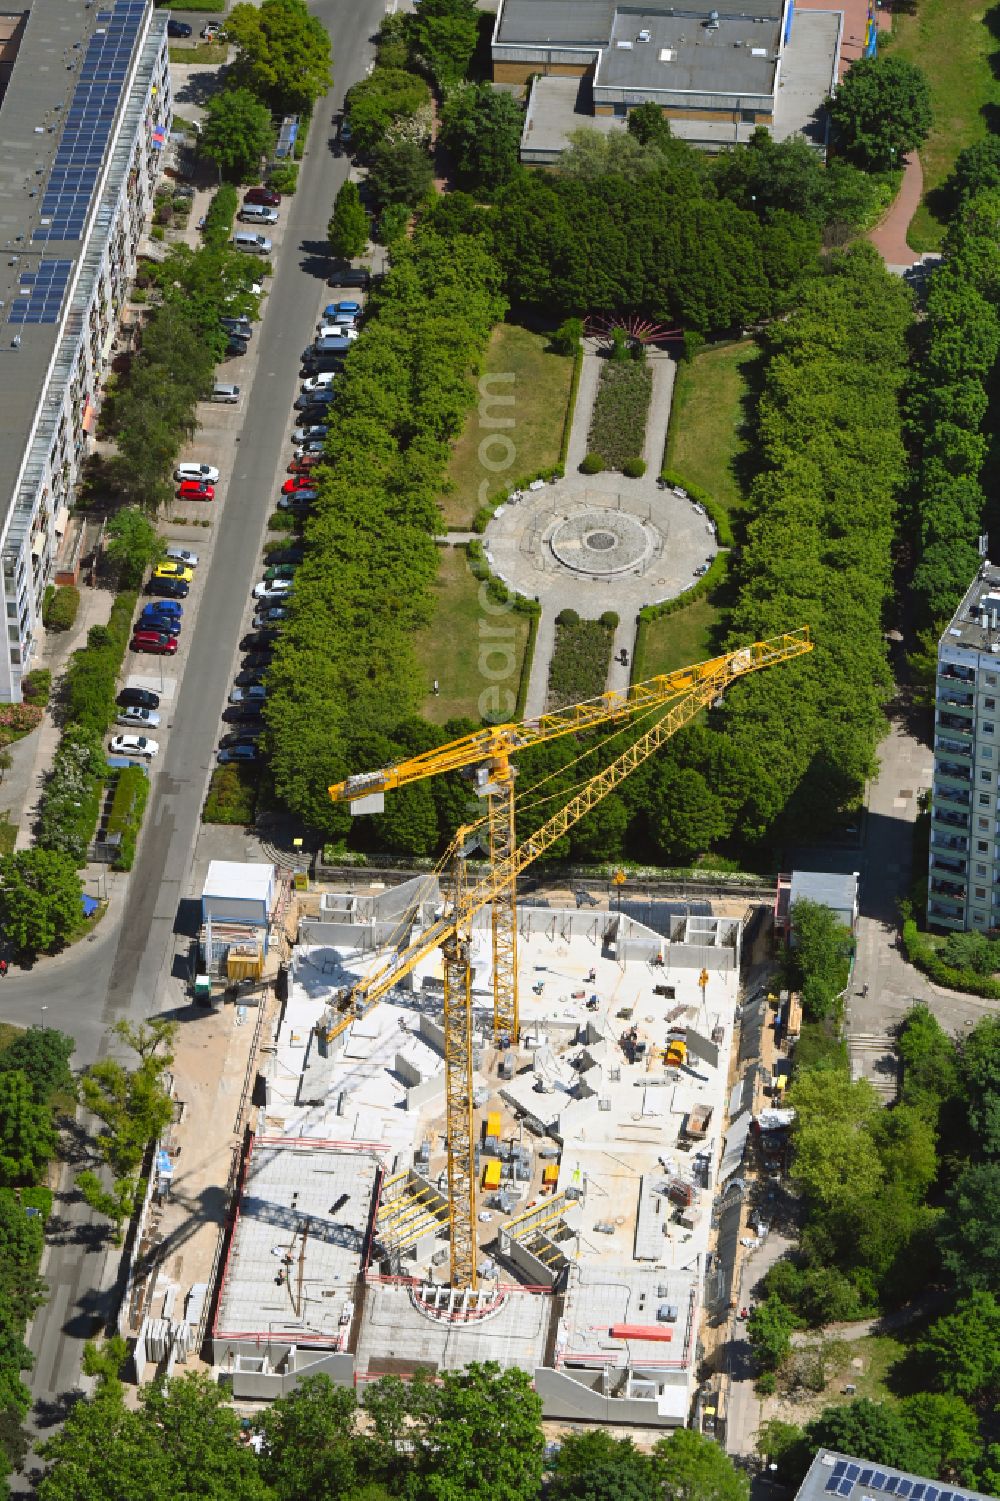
[[616, 38, 633, 47], [637, 27, 651, 40]]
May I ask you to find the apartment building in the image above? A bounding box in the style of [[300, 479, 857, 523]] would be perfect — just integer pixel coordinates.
[[927, 561, 1000, 932], [0, 0, 170, 700]]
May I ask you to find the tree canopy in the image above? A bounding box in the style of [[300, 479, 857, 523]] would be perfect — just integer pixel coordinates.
[[0, 848, 83, 955], [199, 88, 274, 184], [827, 55, 932, 170], [225, 0, 332, 115]]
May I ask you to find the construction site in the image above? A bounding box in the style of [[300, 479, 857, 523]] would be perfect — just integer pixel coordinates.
[[128, 631, 813, 1431]]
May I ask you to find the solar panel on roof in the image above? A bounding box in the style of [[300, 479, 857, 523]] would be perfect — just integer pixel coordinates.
[[826, 1481, 841, 1494], [885, 1478, 899, 1493], [872, 1474, 888, 1490], [833, 1465, 849, 1481], [860, 1472, 874, 1488], [7, 259, 73, 325], [924, 1488, 939, 1501], [910, 1487, 925, 1500], [838, 1481, 853, 1495], [938, 1491, 953, 1501], [846, 1467, 861, 1483], [896, 1483, 912, 1497]]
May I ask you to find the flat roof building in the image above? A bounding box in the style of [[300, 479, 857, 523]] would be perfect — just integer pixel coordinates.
[[796, 1451, 998, 1501], [0, 0, 170, 699], [495, 0, 838, 158]]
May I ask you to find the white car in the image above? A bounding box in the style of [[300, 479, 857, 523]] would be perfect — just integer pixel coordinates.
[[116, 706, 161, 730], [164, 546, 199, 568], [301, 372, 336, 394], [174, 463, 220, 484], [316, 323, 358, 341], [253, 578, 293, 601], [110, 734, 159, 759], [292, 425, 328, 444]]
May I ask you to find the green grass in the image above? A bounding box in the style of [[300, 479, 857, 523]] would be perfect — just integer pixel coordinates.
[[0, 815, 17, 857], [890, 0, 1000, 250], [414, 547, 531, 724], [776, 1335, 906, 1426], [635, 595, 721, 678], [665, 340, 754, 518], [168, 41, 227, 64], [440, 324, 575, 530]]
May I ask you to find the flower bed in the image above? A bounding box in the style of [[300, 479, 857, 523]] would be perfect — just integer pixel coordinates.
[[587, 360, 652, 472]]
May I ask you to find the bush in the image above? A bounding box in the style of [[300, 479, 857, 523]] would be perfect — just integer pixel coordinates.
[[903, 919, 1000, 999], [201, 183, 238, 251], [268, 162, 299, 194], [547, 619, 614, 709], [203, 765, 258, 825], [105, 764, 150, 871], [622, 456, 646, 478], [21, 670, 51, 708], [588, 360, 652, 471], [35, 724, 106, 865], [556, 607, 580, 626], [550, 317, 583, 356], [599, 611, 619, 629], [579, 452, 604, 475], [660, 469, 735, 548], [43, 586, 80, 633], [61, 591, 137, 738], [268, 510, 298, 532]]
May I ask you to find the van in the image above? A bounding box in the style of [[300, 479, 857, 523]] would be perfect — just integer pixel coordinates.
[[313, 335, 352, 357], [232, 231, 272, 255], [238, 204, 279, 225], [211, 382, 240, 403]]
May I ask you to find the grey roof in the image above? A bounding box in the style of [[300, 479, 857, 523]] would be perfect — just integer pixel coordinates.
[[940, 561, 1000, 654], [0, 0, 148, 520], [497, 0, 782, 48], [598, 10, 779, 96], [796, 1451, 999, 1501], [789, 869, 858, 917]]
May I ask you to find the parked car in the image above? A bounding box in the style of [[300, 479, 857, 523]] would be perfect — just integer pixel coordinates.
[[264, 544, 304, 564], [110, 734, 159, 758], [166, 19, 192, 37], [292, 425, 328, 443], [201, 21, 224, 38], [288, 455, 321, 474], [211, 382, 240, 403], [294, 389, 335, 411], [116, 706, 161, 730], [242, 650, 273, 671], [153, 562, 194, 583], [218, 745, 260, 764], [220, 317, 252, 338], [282, 476, 319, 494], [253, 578, 292, 601], [329, 267, 371, 290], [317, 318, 358, 336], [176, 480, 214, 501], [229, 684, 267, 704], [117, 686, 160, 711], [242, 629, 278, 650], [131, 631, 178, 655], [278, 491, 316, 509], [234, 669, 265, 688], [224, 702, 264, 723], [244, 187, 281, 207], [164, 546, 199, 568], [263, 562, 298, 579], [226, 336, 249, 357], [301, 372, 336, 394], [174, 462, 219, 484], [253, 606, 289, 625], [339, 117, 353, 148], [324, 300, 362, 318], [147, 577, 189, 600], [220, 728, 263, 748], [140, 610, 182, 634], [294, 440, 326, 457]]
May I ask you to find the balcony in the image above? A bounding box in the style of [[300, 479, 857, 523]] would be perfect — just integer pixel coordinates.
[[937, 692, 974, 714], [928, 903, 966, 928], [937, 762, 972, 783], [931, 855, 966, 876], [931, 878, 967, 901], [931, 833, 967, 853], [932, 809, 969, 832], [936, 739, 973, 759], [938, 712, 974, 734]]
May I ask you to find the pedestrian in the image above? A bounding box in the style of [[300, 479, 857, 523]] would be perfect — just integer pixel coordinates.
[[0, 960, 8, 978]]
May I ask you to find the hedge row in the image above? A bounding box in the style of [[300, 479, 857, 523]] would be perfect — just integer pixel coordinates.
[[105, 763, 149, 870], [559, 342, 584, 468], [660, 468, 735, 548], [43, 585, 80, 633], [61, 592, 137, 737], [587, 359, 652, 471], [901, 918, 1000, 999], [472, 465, 564, 534], [203, 764, 257, 825], [202, 183, 238, 251]]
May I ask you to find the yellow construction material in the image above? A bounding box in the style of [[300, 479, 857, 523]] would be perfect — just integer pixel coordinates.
[[482, 1159, 501, 1190], [486, 1111, 501, 1140], [542, 1164, 559, 1185], [666, 1040, 687, 1067]]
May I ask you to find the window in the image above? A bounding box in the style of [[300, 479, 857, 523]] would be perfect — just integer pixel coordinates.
[[989, 675, 998, 687], [981, 794, 992, 806], [981, 817, 991, 829], [974, 911, 986, 924], [982, 772, 992, 783], [978, 865, 988, 876], [987, 697, 997, 710], [979, 840, 990, 852], [976, 887, 988, 898], [985, 723, 996, 735], [985, 750, 994, 761]]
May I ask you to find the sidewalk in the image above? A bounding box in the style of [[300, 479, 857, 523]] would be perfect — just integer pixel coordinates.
[[868, 152, 923, 268], [0, 585, 115, 851]]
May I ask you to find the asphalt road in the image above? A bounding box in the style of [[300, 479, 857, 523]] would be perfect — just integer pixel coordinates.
[[7, 0, 387, 1473]]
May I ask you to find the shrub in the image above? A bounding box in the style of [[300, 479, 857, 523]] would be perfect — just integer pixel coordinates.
[[43, 586, 80, 633], [21, 670, 51, 708], [547, 618, 614, 709], [588, 360, 652, 471], [150, 226, 165, 242], [268, 510, 298, 532], [579, 452, 604, 475], [204, 765, 258, 825], [201, 183, 238, 251], [622, 456, 646, 478], [0, 705, 42, 740], [105, 764, 149, 870], [556, 607, 580, 626], [35, 724, 106, 865], [599, 611, 619, 629], [62, 591, 137, 737], [268, 162, 299, 194], [550, 317, 583, 356]]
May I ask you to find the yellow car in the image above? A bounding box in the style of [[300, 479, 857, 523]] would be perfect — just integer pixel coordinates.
[[153, 562, 194, 583]]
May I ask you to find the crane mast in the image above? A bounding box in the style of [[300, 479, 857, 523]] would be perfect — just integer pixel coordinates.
[[325, 628, 812, 1288]]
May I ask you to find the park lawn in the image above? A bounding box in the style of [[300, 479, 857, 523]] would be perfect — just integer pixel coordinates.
[[635, 596, 721, 679], [891, 0, 1000, 250], [764, 1335, 906, 1430], [439, 324, 575, 530], [664, 340, 754, 519], [415, 546, 531, 725], [168, 41, 227, 64]]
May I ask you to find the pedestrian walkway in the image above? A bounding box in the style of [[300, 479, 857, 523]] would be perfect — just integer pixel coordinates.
[[868, 152, 924, 268]]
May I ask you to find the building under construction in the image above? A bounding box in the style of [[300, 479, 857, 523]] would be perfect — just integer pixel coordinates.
[[213, 879, 743, 1423]]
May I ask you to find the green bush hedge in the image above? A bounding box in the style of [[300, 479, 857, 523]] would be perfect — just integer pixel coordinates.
[[556, 607, 580, 626], [43, 586, 80, 633], [36, 724, 106, 865], [268, 162, 299, 194], [204, 765, 258, 825], [472, 465, 565, 533], [202, 183, 238, 250], [559, 343, 584, 467], [622, 456, 646, 478], [659, 468, 735, 548], [21, 669, 52, 708], [105, 764, 149, 871], [514, 609, 539, 720], [902, 918, 1000, 999], [579, 452, 604, 475], [547, 618, 614, 709], [62, 592, 137, 737]]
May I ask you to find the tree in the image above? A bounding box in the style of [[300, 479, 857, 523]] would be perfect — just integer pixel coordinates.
[[939, 1160, 1000, 1292], [0, 1071, 57, 1185], [628, 101, 672, 147], [138, 1372, 272, 1500], [0, 1027, 74, 1106], [105, 507, 163, 583], [345, 67, 432, 154], [255, 1374, 357, 1500], [549, 1430, 661, 1501], [747, 1296, 799, 1372], [918, 1292, 1000, 1400], [652, 1428, 749, 1501], [407, 0, 479, 88], [898, 1391, 983, 1475], [803, 1399, 933, 1475], [411, 1362, 543, 1501], [0, 848, 83, 955], [327, 180, 369, 261], [787, 1069, 883, 1211], [959, 1015, 1000, 1155], [440, 84, 523, 194], [651, 765, 725, 864], [199, 88, 273, 183], [786, 898, 852, 1021], [225, 0, 332, 115], [826, 55, 932, 170], [369, 140, 434, 208]]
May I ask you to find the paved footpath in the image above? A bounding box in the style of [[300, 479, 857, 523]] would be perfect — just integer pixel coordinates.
[[868, 152, 924, 269]]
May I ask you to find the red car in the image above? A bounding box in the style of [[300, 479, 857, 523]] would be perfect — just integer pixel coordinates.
[[281, 476, 319, 494], [244, 186, 280, 207], [288, 455, 320, 474], [177, 480, 215, 501], [132, 629, 178, 655]]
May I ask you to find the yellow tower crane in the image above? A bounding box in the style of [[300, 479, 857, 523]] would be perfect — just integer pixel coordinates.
[[325, 628, 812, 1289]]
